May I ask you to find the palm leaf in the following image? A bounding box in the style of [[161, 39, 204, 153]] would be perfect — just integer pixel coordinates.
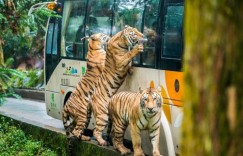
[[0, 68, 25, 78]]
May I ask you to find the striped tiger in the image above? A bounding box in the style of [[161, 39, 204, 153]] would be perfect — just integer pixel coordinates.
[[107, 82, 162, 156], [91, 25, 144, 146], [62, 33, 110, 140]]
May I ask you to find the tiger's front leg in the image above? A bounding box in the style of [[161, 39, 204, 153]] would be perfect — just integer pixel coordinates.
[[130, 124, 144, 156], [149, 128, 161, 156], [115, 44, 144, 71]]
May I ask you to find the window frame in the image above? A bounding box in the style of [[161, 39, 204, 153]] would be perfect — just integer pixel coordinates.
[[58, 0, 184, 71], [157, 0, 184, 71]]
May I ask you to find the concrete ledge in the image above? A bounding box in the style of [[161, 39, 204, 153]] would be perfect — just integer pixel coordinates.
[[14, 88, 45, 101], [0, 114, 122, 156]]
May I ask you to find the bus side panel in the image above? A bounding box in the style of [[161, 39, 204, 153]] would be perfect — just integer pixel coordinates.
[[159, 70, 184, 154], [45, 59, 87, 119], [46, 91, 62, 120]]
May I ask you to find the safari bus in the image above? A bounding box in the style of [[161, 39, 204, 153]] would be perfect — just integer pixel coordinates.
[[41, 0, 184, 155]]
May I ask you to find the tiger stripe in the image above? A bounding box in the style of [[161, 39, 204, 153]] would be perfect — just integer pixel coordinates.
[[107, 87, 162, 156], [91, 26, 144, 146], [62, 33, 110, 140]]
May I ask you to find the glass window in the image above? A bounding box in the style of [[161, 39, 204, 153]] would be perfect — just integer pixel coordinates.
[[61, 0, 87, 59], [46, 23, 54, 54], [113, 0, 145, 65], [84, 0, 113, 57], [142, 0, 160, 67], [86, 0, 112, 35], [162, 5, 184, 58], [52, 22, 59, 55], [113, 0, 145, 34]]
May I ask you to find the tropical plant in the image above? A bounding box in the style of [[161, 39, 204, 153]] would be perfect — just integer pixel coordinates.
[[0, 0, 59, 67], [0, 0, 60, 104], [0, 63, 25, 104], [11, 69, 44, 89]]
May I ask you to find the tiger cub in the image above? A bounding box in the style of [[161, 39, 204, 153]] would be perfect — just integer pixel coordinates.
[[108, 82, 162, 156], [91, 26, 145, 145], [62, 33, 110, 140]]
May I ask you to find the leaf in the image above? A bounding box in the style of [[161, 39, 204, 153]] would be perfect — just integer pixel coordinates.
[[5, 58, 14, 68], [11, 93, 22, 99]]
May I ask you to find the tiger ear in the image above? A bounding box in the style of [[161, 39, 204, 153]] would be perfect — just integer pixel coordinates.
[[91, 34, 98, 40], [139, 87, 143, 94], [150, 81, 155, 89], [125, 25, 129, 28]]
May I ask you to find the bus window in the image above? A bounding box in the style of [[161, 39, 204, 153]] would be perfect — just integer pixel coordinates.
[[84, 0, 113, 57], [113, 0, 145, 65], [86, 0, 112, 35], [46, 18, 60, 83], [46, 23, 54, 54], [52, 23, 59, 55], [142, 0, 160, 67], [162, 5, 183, 58], [62, 0, 87, 59]]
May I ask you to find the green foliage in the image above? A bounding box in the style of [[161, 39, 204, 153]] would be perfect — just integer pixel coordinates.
[[0, 59, 25, 105], [1, 0, 59, 65], [0, 117, 57, 156], [11, 69, 44, 89], [3, 33, 32, 61]]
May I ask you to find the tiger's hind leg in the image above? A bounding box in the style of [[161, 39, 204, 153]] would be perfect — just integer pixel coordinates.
[[72, 116, 91, 141], [112, 121, 131, 155], [93, 114, 109, 146]]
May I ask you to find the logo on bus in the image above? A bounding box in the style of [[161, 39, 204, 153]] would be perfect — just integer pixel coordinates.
[[63, 66, 80, 77], [50, 93, 56, 108]]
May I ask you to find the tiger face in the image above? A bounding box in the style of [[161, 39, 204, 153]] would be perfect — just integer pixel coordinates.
[[122, 25, 144, 47], [89, 33, 110, 50], [140, 87, 162, 116]]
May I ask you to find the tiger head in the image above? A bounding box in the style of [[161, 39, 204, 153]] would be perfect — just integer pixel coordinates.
[[88, 33, 110, 51], [87, 33, 110, 68], [139, 85, 162, 117], [122, 25, 145, 48]]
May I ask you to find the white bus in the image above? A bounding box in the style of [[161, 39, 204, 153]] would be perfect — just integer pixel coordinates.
[[44, 0, 184, 155]]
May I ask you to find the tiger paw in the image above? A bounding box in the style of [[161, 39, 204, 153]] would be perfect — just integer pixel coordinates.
[[117, 146, 131, 155], [134, 44, 144, 53], [94, 131, 108, 146], [120, 149, 131, 155], [72, 129, 84, 140], [152, 150, 161, 156], [134, 150, 145, 156], [81, 135, 91, 141], [97, 138, 107, 146]]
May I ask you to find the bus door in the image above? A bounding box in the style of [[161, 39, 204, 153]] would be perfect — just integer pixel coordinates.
[[45, 17, 60, 83]]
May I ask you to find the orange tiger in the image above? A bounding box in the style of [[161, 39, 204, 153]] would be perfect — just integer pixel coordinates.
[[62, 33, 110, 140], [108, 83, 162, 156], [91, 26, 144, 145]]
